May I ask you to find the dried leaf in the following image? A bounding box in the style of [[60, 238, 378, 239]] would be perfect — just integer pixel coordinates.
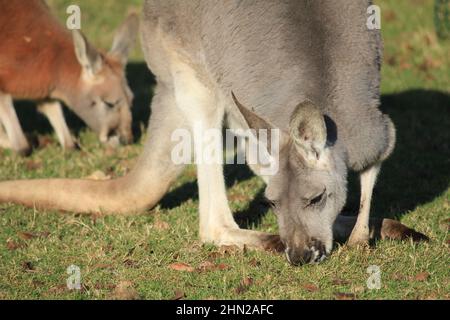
[[172, 290, 185, 300], [249, 258, 261, 267], [123, 259, 138, 268], [17, 232, 36, 240], [332, 278, 350, 286], [439, 218, 450, 231], [216, 263, 229, 270], [32, 280, 45, 288], [399, 62, 412, 70], [38, 136, 54, 148], [196, 260, 230, 272], [153, 219, 170, 231], [335, 292, 356, 300], [385, 55, 397, 66], [197, 261, 215, 272], [352, 286, 365, 294], [112, 281, 140, 300], [235, 284, 247, 295], [47, 284, 67, 294], [235, 277, 253, 294], [169, 262, 194, 272], [423, 33, 437, 46], [104, 145, 117, 157], [25, 160, 42, 171], [384, 10, 397, 22], [228, 193, 251, 202], [93, 282, 116, 290], [242, 277, 253, 287], [302, 283, 319, 292], [37, 231, 50, 238], [207, 251, 222, 260], [6, 240, 25, 251], [391, 273, 406, 281], [414, 272, 430, 282], [418, 57, 440, 72]]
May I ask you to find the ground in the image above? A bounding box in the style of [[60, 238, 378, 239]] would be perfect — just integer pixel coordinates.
[[0, 0, 448, 299]]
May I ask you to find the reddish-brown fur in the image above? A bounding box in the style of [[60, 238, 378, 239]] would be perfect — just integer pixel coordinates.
[[0, 0, 123, 99]]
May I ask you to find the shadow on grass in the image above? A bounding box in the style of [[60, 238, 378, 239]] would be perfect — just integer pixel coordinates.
[[159, 163, 255, 210]]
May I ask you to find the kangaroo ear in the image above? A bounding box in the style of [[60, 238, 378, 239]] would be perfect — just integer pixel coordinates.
[[231, 91, 288, 153], [289, 100, 327, 163], [232, 91, 274, 132], [72, 30, 103, 77], [109, 13, 139, 65]]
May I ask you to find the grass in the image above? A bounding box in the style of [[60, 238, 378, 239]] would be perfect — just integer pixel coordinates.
[[0, 0, 449, 300]]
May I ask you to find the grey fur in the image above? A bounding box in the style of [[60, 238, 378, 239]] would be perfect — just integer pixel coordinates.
[[141, 0, 395, 263]]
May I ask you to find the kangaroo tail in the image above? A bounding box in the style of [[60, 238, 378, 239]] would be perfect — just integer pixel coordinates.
[[0, 166, 175, 215]]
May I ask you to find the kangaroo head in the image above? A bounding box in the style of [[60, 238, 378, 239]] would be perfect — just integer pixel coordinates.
[[68, 14, 139, 144], [232, 93, 348, 265]]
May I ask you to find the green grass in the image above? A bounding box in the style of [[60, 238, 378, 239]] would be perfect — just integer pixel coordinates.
[[0, 0, 449, 300]]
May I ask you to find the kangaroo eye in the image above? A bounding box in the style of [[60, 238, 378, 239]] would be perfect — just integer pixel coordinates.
[[268, 200, 276, 208], [306, 189, 326, 208], [266, 198, 280, 209], [309, 194, 323, 206], [90, 101, 96, 108], [102, 100, 116, 109]]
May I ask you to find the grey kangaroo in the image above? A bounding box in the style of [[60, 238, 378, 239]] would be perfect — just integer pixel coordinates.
[[0, 1, 427, 265]]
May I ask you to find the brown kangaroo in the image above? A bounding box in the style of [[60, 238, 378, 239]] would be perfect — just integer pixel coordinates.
[[0, 0, 138, 155]]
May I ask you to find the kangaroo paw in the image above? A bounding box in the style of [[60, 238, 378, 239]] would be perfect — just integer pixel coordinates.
[[202, 227, 285, 253]]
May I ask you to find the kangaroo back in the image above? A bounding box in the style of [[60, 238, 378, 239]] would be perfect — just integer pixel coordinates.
[[0, 0, 80, 98], [142, 0, 389, 170]]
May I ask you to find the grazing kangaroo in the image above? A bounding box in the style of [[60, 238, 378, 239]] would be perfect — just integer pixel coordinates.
[[0, 0, 138, 155], [0, 1, 427, 265]]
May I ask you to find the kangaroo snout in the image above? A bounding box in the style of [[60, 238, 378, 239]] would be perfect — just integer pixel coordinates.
[[119, 130, 133, 145], [285, 239, 328, 266]]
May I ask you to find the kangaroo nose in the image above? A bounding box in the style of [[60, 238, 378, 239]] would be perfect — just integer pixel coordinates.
[[286, 242, 327, 266], [286, 248, 313, 266], [118, 125, 134, 145], [119, 134, 133, 145]]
